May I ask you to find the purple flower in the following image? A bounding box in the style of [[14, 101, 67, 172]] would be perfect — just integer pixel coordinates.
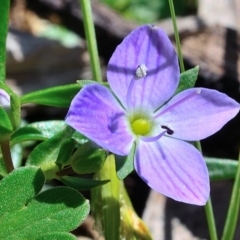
[[66, 25, 240, 205]]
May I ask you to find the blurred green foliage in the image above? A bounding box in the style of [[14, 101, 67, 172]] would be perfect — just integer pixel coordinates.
[[100, 0, 198, 23]]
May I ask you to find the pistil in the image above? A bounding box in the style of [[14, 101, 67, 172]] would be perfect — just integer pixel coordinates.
[[131, 118, 151, 136], [140, 130, 167, 142]]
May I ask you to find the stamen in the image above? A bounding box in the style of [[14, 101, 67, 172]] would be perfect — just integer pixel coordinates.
[[140, 130, 167, 142], [126, 76, 135, 109], [161, 125, 174, 135], [135, 64, 147, 78], [127, 64, 148, 109], [154, 89, 201, 119]]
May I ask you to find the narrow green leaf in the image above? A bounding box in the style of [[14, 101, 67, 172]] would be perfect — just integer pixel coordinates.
[[71, 141, 106, 174], [115, 142, 136, 180], [0, 0, 10, 82], [205, 157, 238, 181], [76, 79, 97, 87], [56, 138, 76, 168], [175, 66, 199, 95], [76, 79, 109, 88], [20, 84, 81, 107], [11, 121, 66, 146], [36, 232, 77, 240], [60, 175, 110, 191]]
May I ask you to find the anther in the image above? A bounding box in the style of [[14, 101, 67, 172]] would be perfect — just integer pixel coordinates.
[[135, 64, 147, 78], [161, 125, 174, 135]]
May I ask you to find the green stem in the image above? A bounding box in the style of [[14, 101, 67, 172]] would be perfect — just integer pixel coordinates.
[[92, 155, 120, 240], [0, 0, 10, 82], [221, 152, 240, 240], [79, 1, 121, 239], [194, 141, 218, 240], [205, 199, 218, 240], [79, 0, 102, 82], [168, 1, 218, 238], [168, 0, 185, 73], [0, 139, 14, 173]]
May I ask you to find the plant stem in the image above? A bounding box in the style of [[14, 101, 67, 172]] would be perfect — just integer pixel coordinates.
[[0, 0, 10, 83], [168, 1, 218, 239], [79, 1, 121, 239], [92, 155, 120, 240], [205, 199, 218, 240], [194, 140, 218, 240], [0, 140, 14, 173], [194, 141, 218, 240], [221, 151, 240, 240], [79, 0, 102, 82], [168, 0, 185, 73]]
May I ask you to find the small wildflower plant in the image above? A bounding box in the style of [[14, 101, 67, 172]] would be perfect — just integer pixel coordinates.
[[66, 25, 240, 205], [0, 0, 239, 240]]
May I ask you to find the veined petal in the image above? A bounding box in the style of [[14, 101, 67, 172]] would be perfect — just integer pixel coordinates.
[[155, 88, 240, 141], [107, 25, 179, 112], [134, 137, 209, 205], [65, 84, 134, 155]]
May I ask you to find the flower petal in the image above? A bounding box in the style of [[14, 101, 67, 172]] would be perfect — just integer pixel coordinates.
[[107, 25, 179, 112], [65, 84, 134, 155], [134, 137, 209, 205], [155, 88, 240, 141]]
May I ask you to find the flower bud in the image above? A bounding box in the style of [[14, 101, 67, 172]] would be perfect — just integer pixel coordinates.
[[0, 89, 10, 111]]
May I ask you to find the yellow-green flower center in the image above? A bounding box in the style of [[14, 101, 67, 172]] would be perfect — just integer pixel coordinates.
[[131, 118, 151, 136]]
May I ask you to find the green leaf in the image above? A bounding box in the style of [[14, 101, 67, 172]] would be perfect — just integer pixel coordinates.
[[76, 80, 109, 88], [0, 166, 45, 215], [56, 138, 76, 168], [60, 175, 110, 191], [71, 141, 106, 174], [11, 121, 66, 146], [0, 166, 90, 240], [20, 84, 81, 107], [26, 126, 75, 180], [175, 66, 199, 95], [115, 142, 136, 180], [72, 131, 88, 145], [205, 157, 238, 181], [11, 144, 23, 168], [0, 107, 13, 141], [36, 232, 77, 240], [0, 156, 8, 178], [0, 0, 10, 82]]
